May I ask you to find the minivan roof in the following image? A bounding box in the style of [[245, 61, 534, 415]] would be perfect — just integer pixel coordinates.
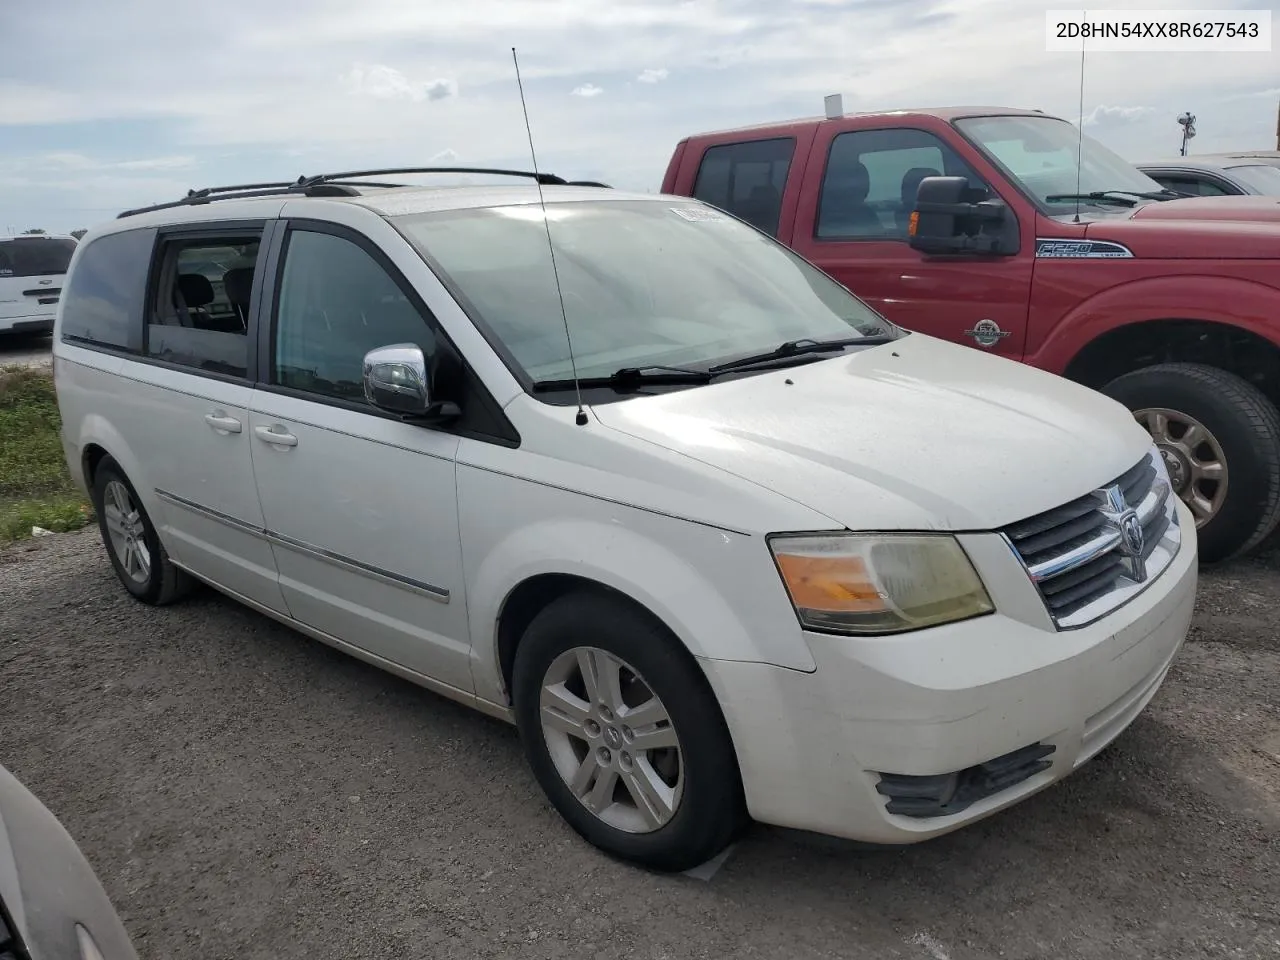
[[88, 184, 666, 239]]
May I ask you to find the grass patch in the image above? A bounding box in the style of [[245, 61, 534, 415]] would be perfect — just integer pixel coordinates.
[[0, 365, 93, 543]]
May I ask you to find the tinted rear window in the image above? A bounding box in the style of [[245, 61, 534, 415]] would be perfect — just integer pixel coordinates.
[[691, 137, 795, 237], [0, 237, 77, 278], [60, 228, 156, 351]]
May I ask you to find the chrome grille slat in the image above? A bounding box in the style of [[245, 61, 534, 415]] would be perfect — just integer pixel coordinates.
[[1001, 450, 1182, 629]]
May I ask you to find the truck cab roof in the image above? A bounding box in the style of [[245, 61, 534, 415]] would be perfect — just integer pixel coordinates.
[[678, 106, 1050, 142]]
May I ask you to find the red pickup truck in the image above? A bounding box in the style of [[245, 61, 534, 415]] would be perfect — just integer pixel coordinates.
[[662, 106, 1280, 563]]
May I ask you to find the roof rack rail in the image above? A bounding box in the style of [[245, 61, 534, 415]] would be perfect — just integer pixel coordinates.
[[294, 166, 569, 188], [117, 166, 579, 219]]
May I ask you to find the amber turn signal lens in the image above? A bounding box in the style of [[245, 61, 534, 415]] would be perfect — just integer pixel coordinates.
[[772, 553, 886, 614]]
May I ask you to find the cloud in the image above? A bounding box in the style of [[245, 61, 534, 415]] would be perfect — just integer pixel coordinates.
[[2, 0, 1278, 231], [429, 148, 459, 163], [341, 63, 457, 102], [1081, 104, 1155, 127]]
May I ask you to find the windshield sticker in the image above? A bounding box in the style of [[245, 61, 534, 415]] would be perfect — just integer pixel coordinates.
[[1035, 239, 1134, 259], [669, 206, 728, 222]]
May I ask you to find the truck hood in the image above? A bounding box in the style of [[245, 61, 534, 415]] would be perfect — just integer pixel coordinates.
[[592, 333, 1152, 532], [1083, 196, 1280, 259]]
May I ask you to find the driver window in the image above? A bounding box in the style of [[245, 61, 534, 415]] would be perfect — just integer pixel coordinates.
[[273, 229, 437, 404], [816, 128, 985, 240]]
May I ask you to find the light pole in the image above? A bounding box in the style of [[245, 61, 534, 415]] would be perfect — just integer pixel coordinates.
[[1177, 112, 1196, 156]]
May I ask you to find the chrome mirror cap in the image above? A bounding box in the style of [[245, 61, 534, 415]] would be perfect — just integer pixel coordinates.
[[362, 343, 430, 415]]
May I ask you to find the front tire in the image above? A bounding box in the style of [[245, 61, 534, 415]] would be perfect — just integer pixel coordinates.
[[512, 590, 746, 872], [91, 457, 192, 605], [1101, 362, 1280, 564]]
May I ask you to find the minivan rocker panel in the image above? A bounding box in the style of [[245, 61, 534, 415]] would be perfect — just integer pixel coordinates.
[[54, 178, 1197, 872]]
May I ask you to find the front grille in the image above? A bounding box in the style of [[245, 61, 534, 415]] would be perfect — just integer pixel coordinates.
[[1002, 450, 1181, 629]]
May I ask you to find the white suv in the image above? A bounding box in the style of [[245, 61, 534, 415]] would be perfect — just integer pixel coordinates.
[[0, 234, 77, 336], [53, 169, 1198, 871]]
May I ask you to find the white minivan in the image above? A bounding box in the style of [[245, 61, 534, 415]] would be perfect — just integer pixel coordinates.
[[0, 234, 77, 336], [53, 170, 1198, 871]]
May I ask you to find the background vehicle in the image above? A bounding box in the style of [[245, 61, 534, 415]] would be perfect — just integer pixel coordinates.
[[53, 171, 1195, 872], [1136, 155, 1280, 197], [0, 234, 76, 337], [0, 762, 139, 960], [662, 106, 1280, 563]]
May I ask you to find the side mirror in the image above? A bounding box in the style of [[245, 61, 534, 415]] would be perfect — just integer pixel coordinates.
[[362, 343, 460, 423], [908, 176, 1016, 256]]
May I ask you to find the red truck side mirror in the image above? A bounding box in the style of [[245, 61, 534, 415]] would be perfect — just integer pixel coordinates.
[[908, 176, 1017, 256]]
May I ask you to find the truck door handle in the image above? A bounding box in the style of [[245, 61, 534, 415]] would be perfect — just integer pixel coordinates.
[[254, 424, 298, 447], [204, 412, 243, 434]]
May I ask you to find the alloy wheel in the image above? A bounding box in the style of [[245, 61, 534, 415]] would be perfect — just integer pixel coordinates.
[[102, 480, 152, 584], [538, 646, 683, 834], [1134, 406, 1228, 527]]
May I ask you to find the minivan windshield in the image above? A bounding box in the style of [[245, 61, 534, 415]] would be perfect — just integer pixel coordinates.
[[0, 236, 76, 278], [955, 115, 1171, 215], [396, 199, 896, 386]]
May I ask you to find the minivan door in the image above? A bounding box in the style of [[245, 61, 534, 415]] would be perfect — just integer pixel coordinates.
[[113, 222, 289, 614], [789, 122, 1034, 360], [247, 222, 473, 693]]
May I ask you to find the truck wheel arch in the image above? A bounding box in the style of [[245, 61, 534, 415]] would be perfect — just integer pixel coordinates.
[[1028, 274, 1280, 394]]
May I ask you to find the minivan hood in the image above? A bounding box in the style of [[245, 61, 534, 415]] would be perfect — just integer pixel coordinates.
[[592, 334, 1152, 532]]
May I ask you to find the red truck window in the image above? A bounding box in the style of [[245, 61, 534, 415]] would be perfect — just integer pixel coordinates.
[[815, 129, 983, 241], [691, 137, 795, 237]]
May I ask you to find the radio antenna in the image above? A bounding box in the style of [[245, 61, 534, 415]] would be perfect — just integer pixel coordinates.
[[1073, 31, 1086, 224], [511, 46, 588, 427]]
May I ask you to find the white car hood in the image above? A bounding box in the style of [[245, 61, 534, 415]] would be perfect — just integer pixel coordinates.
[[591, 333, 1153, 532]]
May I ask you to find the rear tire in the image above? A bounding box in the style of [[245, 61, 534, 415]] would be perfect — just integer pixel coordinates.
[[91, 457, 193, 605], [1101, 363, 1280, 564], [512, 590, 747, 872]]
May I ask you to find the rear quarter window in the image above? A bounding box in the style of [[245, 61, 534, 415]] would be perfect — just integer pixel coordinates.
[[59, 228, 156, 352]]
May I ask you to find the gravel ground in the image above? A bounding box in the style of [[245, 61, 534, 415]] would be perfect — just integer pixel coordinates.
[[0, 331, 52, 368], [1, 528, 1278, 960]]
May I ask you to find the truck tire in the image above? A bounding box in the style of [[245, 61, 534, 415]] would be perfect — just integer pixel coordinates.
[[1101, 363, 1280, 564]]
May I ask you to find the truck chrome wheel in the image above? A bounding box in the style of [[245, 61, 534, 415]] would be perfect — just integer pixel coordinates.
[[102, 479, 152, 584], [539, 646, 683, 834], [1134, 406, 1228, 527]]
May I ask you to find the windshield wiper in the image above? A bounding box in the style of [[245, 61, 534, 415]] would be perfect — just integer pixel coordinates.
[[707, 336, 892, 375], [1043, 191, 1139, 207], [532, 364, 713, 393]]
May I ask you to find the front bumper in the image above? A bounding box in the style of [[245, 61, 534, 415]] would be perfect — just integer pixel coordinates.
[[698, 501, 1198, 844]]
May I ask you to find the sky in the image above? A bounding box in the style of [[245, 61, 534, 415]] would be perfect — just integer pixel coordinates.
[[1, 0, 1277, 235]]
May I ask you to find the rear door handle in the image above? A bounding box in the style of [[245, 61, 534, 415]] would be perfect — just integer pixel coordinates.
[[204, 412, 243, 434], [254, 424, 298, 447]]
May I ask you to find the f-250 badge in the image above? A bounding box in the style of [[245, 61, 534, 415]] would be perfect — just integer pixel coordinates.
[[964, 319, 1011, 348]]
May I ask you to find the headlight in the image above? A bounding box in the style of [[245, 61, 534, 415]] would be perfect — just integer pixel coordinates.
[[769, 533, 994, 635]]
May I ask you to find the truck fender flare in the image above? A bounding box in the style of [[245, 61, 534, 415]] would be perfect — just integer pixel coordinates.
[[1026, 274, 1280, 376]]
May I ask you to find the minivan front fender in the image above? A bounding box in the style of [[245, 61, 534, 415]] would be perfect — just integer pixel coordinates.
[[457, 469, 818, 707]]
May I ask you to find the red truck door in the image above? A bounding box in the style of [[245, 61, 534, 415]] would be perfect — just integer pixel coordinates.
[[785, 119, 1036, 361]]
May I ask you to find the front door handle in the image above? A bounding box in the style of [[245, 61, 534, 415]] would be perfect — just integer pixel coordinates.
[[204, 412, 243, 434], [254, 424, 298, 447]]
